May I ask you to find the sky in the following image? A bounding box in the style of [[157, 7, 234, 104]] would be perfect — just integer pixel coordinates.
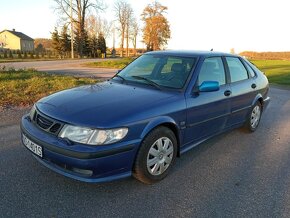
[[1, 0, 290, 53]]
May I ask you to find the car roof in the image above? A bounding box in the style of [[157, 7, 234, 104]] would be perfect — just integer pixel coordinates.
[[145, 50, 239, 58]]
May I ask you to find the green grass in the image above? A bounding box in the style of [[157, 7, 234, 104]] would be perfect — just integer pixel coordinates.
[[85, 58, 134, 69], [252, 60, 290, 86], [0, 69, 97, 107]]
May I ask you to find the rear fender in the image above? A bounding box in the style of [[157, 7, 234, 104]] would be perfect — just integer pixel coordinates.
[[251, 93, 263, 107]]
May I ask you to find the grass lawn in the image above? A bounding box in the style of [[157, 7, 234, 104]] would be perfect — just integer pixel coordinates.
[[85, 58, 134, 69], [0, 69, 97, 107], [251, 60, 290, 86]]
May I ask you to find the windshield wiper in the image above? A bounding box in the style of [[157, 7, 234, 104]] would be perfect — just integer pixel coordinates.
[[131, 76, 163, 90], [113, 74, 126, 83]]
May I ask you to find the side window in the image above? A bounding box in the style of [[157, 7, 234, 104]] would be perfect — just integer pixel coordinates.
[[198, 57, 226, 86], [244, 61, 256, 78], [226, 57, 249, 82]]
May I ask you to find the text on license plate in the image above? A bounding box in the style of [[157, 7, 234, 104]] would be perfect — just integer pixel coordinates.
[[22, 134, 43, 157]]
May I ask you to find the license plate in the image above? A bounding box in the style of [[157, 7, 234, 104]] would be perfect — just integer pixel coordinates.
[[22, 134, 43, 157]]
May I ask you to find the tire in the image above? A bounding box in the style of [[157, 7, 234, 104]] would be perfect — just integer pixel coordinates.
[[133, 126, 177, 184], [244, 101, 262, 132]]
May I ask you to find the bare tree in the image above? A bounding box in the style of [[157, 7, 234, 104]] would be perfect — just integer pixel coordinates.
[[125, 7, 133, 57], [86, 15, 112, 39], [114, 0, 133, 57], [130, 17, 139, 56], [53, 0, 105, 57]]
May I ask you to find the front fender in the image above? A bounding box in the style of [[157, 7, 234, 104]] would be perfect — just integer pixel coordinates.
[[140, 116, 179, 139]]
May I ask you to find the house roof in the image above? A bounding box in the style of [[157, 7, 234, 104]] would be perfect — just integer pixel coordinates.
[[0, 30, 34, 41]]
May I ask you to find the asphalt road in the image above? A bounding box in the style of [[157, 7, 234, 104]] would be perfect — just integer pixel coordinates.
[[0, 59, 117, 79], [0, 87, 290, 218]]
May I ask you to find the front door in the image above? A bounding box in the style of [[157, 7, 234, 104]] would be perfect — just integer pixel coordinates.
[[184, 57, 231, 145]]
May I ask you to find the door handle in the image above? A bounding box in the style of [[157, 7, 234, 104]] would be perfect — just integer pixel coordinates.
[[224, 90, 231, 96], [251, 83, 257, 89]]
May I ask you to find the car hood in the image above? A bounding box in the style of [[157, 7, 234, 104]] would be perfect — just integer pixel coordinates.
[[36, 81, 177, 128]]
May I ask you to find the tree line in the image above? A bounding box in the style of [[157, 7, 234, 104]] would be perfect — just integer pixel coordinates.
[[52, 0, 171, 58], [51, 25, 106, 58], [240, 51, 290, 60]]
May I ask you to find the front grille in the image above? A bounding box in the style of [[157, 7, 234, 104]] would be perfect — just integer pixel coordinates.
[[36, 114, 53, 129], [50, 123, 62, 133], [32, 110, 63, 135]]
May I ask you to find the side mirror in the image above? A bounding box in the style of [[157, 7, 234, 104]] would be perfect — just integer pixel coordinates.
[[199, 81, 220, 92], [117, 69, 122, 73]]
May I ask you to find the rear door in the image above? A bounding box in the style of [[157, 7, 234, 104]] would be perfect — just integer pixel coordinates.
[[225, 56, 257, 126], [184, 57, 231, 145]]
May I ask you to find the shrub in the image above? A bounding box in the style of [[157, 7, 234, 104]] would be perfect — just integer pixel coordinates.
[[30, 52, 34, 59], [9, 50, 13, 58], [17, 50, 22, 58]]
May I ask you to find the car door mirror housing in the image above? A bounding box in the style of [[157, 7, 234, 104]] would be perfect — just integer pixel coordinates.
[[199, 81, 220, 92]]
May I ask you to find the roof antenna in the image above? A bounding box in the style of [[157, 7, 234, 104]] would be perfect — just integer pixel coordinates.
[[210, 48, 213, 51]]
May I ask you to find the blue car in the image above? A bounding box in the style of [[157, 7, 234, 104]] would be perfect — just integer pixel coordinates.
[[21, 51, 270, 184]]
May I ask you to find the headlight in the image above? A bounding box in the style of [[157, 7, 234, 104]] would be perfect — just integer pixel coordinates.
[[59, 125, 128, 145], [29, 104, 36, 121]]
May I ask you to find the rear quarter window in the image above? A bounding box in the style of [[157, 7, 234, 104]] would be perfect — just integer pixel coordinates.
[[243, 61, 256, 78], [226, 57, 249, 83]]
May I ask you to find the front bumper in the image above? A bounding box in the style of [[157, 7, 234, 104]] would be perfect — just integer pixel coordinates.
[[21, 115, 141, 183]]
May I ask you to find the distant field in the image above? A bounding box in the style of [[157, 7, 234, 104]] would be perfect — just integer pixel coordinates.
[[251, 60, 290, 86], [0, 69, 96, 107]]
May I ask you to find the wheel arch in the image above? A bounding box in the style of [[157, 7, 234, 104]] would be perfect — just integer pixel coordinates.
[[140, 117, 181, 156], [252, 93, 264, 110]]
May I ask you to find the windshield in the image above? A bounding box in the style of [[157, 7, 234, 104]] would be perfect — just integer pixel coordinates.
[[116, 54, 197, 89]]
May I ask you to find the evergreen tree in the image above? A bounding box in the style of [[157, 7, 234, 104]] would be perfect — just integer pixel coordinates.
[[97, 33, 106, 54], [4, 50, 7, 58], [51, 27, 61, 56], [89, 35, 98, 58], [9, 50, 13, 58], [30, 51, 34, 59], [74, 30, 81, 58], [17, 50, 22, 58], [59, 25, 71, 58], [82, 30, 90, 57], [35, 43, 45, 53]]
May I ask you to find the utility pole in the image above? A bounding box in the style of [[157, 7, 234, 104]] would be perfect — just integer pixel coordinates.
[[70, 0, 74, 59]]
